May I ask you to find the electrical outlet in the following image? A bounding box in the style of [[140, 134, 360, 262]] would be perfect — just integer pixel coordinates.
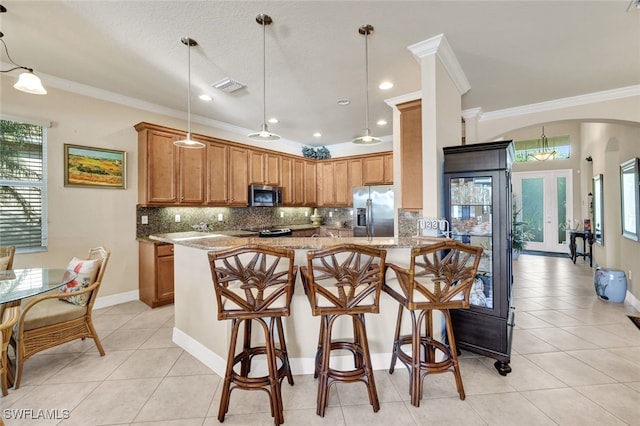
[[304, 211, 308, 217], [629, 270, 633, 280], [218, 213, 224, 222], [329, 211, 333, 218], [174, 214, 181, 223], [141, 215, 148, 225], [280, 211, 284, 218]]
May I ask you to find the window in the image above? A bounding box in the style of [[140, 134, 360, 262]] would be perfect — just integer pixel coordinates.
[[514, 135, 571, 163], [0, 118, 48, 251]]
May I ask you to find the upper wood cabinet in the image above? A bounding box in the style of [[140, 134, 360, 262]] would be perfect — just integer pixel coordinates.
[[205, 141, 229, 205], [317, 160, 350, 207], [136, 123, 204, 205], [228, 146, 249, 206], [136, 122, 392, 208], [280, 156, 306, 206], [249, 150, 280, 186], [398, 99, 422, 210], [361, 153, 393, 185], [304, 160, 317, 205]]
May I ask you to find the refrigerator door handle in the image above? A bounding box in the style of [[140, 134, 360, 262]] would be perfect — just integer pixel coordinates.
[[366, 198, 372, 238]]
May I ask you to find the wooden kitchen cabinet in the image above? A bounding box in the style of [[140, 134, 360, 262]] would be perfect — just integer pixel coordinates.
[[205, 141, 228, 204], [280, 157, 305, 205], [136, 122, 205, 205], [348, 158, 363, 189], [398, 99, 422, 210], [316, 160, 349, 207], [304, 160, 317, 205], [249, 150, 280, 186], [228, 146, 249, 206], [362, 153, 393, 185], [139, 241, 174, 308]]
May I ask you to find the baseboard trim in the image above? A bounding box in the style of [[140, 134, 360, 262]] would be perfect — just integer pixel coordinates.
[[94, 290, 139, 310], [172, 326, 397, 376]]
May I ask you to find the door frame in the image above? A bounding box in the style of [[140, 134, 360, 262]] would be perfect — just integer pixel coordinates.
[[512, 169, 573, 253]]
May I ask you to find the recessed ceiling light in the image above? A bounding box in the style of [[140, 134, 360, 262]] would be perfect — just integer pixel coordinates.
[[268, 117, 279, 124], [337, 99, 350, 106], [199, 94, 213, 101], [378, 81, 393, 90], [313, 132, 322, 138], [377, 119, 387, 126]]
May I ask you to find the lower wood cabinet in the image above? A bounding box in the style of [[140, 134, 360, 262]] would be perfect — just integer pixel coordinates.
[[139, 241, 174, 308]]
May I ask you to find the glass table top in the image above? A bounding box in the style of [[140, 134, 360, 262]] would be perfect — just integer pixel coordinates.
[[0, 268, 77, 305]]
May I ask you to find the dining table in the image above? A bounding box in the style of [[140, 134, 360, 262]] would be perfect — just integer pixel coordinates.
[[0, 268, 77, 391], [0, 268, 77, 307]]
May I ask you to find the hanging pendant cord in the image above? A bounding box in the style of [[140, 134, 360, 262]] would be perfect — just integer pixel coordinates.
[[364, 30, 370, 135], [186, 41, 192, 138], [262, 18, 267, 129]]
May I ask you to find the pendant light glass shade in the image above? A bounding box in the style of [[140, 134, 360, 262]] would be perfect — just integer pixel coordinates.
[[248, 14, 280, 141], [352, 24, 381, 145], [174, 37, 205, 148], [13, 70, 47, 94], [528, 126, 556, 161], [0, 30, 47, 95]]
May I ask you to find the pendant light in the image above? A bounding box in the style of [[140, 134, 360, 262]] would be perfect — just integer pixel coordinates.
[[352, 24, 381, 145], [528, 126, 556, 161], [0, 31, 47, 95], [174, 37, 205, 148], [248, 14, 280, 141]]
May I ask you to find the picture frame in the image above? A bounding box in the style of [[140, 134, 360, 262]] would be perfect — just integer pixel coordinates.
[[620, 158, 640, 241], [64, 144, 127, 189], [592, 174, 603, 245]]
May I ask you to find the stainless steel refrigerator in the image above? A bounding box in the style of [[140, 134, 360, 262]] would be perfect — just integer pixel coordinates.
[[353, 185, 395, 237]]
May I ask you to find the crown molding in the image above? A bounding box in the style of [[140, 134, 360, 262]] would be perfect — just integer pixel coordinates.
[[384, 91, 422, 108], [476, 85, 640, 122], [408, 34, 470, 96]]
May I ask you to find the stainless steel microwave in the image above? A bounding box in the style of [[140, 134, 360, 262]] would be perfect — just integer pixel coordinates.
[[248, 184, 283, 207]]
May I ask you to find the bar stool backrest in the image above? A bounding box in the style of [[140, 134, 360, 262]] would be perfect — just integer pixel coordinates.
[[301, 244, 386, 315], [208, 244, 297, 320], [391, 241, 483, 310]]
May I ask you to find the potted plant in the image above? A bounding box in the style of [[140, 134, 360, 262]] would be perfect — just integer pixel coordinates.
[[512, 199, 532, 260]]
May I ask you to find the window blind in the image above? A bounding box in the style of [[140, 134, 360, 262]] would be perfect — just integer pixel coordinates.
[[0, 119, 48, 250]]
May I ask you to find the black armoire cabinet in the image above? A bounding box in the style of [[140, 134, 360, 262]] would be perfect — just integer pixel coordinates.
[[443, 140, 515, 375]]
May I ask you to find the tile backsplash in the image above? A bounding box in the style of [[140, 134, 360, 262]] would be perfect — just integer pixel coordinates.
[[136, 206, 354, 238]]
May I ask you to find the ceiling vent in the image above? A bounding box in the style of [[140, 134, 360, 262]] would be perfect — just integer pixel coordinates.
[[212, 78, 246, 93]]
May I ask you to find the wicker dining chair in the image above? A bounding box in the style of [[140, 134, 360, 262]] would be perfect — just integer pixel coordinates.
[[209, 244, 297, 426], [383, 240, 482, 406], [11, 246, 110, 389], [300, 244, 386, 417], [0, 246, 16, 272], [0, 306, 19, 396]]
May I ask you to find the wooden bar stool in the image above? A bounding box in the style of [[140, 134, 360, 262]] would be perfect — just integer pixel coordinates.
[[383, 240, 482, 406], [300, 244, 386, 417], [208, 244, 297, 425]]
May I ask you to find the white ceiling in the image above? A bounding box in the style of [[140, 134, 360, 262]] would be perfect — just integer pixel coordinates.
[[1, 1, 639, 146]]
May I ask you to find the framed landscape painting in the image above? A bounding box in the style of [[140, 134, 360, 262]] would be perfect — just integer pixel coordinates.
[[64, 144, 126, 189]]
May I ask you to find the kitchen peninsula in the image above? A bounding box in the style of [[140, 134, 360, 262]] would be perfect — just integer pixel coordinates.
[[149, 232, 437, 377]]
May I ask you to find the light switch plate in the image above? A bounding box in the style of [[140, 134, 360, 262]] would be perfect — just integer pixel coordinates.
[[218, 213, 224, 222], [175, 214, 181, 223], [141, 215, 148, 225]]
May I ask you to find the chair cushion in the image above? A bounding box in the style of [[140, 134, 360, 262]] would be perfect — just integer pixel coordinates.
[[58, 257, 100, 306], [0, 256, 10, 271], [18, 298, 87, 332]]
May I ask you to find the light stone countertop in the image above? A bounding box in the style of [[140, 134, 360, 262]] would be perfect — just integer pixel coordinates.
[[148, 231, 440, 250]]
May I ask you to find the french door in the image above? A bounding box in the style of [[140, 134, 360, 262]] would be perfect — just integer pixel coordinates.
[[512, 170, 573, 253]]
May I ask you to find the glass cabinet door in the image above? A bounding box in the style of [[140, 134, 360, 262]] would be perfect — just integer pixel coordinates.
[[449, 176, 494, 309]]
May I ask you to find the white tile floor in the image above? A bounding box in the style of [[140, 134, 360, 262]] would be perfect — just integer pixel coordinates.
[[2, 254, 640, 425]]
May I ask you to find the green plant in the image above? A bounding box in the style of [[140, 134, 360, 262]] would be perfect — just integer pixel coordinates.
[[512, 199, 533, 252]]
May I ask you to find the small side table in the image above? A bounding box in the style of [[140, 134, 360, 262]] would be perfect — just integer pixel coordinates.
[[570, 231, 594, 267]]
